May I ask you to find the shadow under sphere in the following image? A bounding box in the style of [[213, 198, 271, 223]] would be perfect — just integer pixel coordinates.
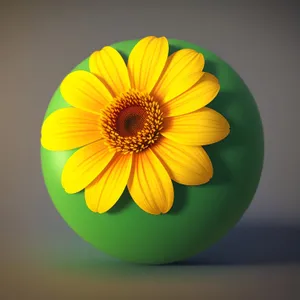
[[41, 38, 264, 264]]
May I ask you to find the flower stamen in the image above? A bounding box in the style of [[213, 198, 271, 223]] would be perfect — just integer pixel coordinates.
[[100, 89, 164, 154]]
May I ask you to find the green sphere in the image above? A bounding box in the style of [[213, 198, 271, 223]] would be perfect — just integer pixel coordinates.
[[41, 39, 264, 264]]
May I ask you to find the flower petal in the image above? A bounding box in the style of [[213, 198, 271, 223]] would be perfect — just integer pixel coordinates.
[[162, 107, 230, 146], [89, 46, 131, 97], [152, 137, 213, 185], [60, 70, 113, 114], [127, 36, 169, 93], [127, 150, 174, 215], [85, 153, 132, 213], [61, 140, 116, 194], [41, 108, 102, 151], [161, 72, 220, 117], [151, 49, 205, 104]]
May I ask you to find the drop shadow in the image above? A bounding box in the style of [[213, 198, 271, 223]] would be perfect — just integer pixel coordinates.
[[117, 50, 129, 63], [204, 59, 218, 76], [202, 90, 250, 186], [108, 188, 132, 214], [169, 45, 181, 55], [204, 144, 233, 185], [207, 90, 253, 148], [174, 223, 300, 266], [169, 182, 188, 214], [49, 223, 300, 281]]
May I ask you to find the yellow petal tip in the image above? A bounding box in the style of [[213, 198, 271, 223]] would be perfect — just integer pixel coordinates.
[[62, 185, 78, 195], [141, 206, 173, 215], [97, 208, 110, 214]]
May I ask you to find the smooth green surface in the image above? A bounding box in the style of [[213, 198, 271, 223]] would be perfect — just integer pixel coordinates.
[[41, 39, 264, 264]]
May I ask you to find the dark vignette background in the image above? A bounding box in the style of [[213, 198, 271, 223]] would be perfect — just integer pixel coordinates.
[[0, 0, 299, 299]]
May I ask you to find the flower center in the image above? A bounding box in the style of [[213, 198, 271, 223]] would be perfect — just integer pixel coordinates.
[[116, 106, 147, 137], [100, 89, 164, 154]]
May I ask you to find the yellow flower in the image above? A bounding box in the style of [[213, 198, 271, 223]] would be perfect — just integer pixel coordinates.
[[41, 36, 230, 215]]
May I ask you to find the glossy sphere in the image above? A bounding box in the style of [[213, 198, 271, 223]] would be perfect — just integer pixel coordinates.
[[41, 39, 264, 264]]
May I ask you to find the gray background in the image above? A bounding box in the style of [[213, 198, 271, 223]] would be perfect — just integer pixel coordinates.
[[1, 0, 299, 299]]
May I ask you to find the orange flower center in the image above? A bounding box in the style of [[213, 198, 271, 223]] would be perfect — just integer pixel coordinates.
[[100, 89, 164, 154]]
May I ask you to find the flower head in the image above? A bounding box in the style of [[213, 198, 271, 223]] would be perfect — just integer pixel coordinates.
[[41, 36, 230, 215]]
